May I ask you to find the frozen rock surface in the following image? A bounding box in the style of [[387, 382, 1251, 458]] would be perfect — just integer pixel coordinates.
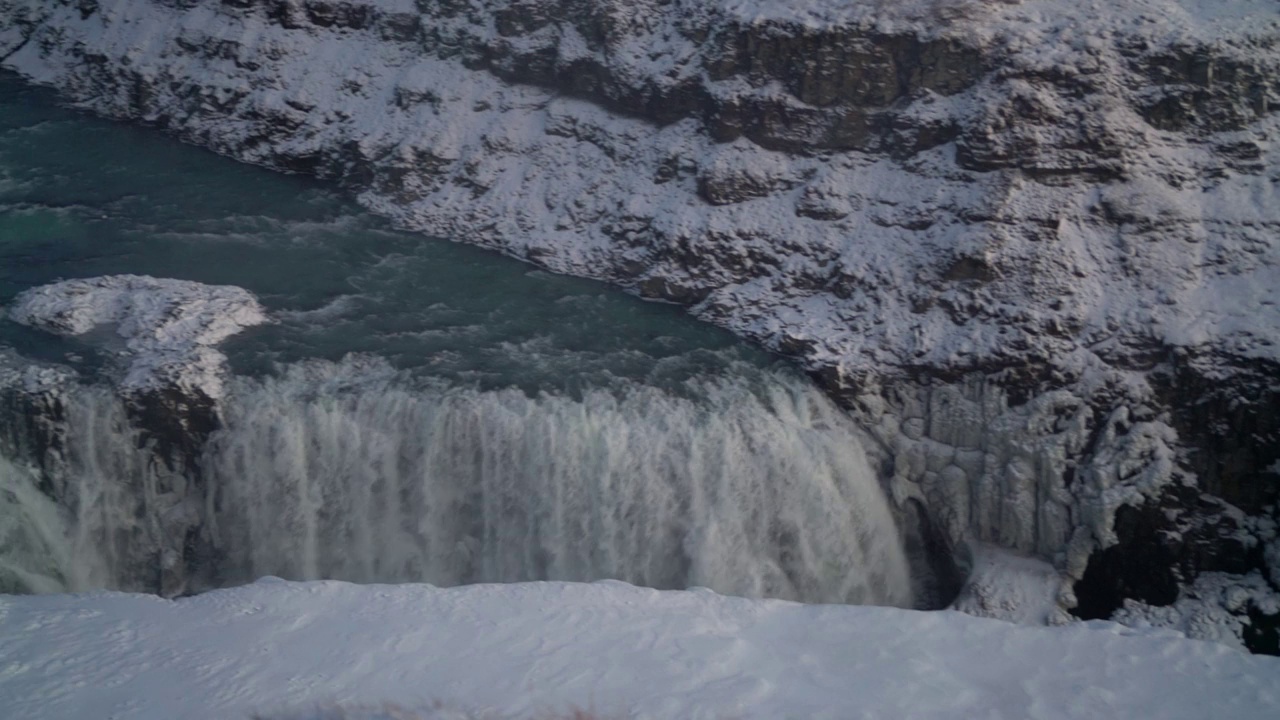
[[1114, 571, 1280, 652], [6, 275, 269, 399], [1, 0, 1279, 646], [951, 542, 1073, 626], [4, 276, 270, 495]]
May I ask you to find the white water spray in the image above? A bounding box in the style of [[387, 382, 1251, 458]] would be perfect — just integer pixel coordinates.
[[1, 362, 913, 607], [0, 388, 157, 594]]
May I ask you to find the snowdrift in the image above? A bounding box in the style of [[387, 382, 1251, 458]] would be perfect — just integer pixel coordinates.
[[2, 579, 1278, 719]]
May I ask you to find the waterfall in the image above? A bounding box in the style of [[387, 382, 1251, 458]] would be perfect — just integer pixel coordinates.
[[1, 361, 914, 608], [0, 387, 152, 594]]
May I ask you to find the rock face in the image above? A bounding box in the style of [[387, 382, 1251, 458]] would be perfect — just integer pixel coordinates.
[[1, 0, 1278, 648]]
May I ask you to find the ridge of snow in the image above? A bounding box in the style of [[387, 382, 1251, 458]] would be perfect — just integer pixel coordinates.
[[2, 578, 1279, 720], [5, 275, 269, 398]]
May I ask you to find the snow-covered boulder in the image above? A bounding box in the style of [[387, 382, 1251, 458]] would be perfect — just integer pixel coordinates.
[[7, 275, 269, 399]]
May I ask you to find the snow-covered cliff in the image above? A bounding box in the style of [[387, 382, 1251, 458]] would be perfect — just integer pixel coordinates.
[[2, 0, 1278, 648]]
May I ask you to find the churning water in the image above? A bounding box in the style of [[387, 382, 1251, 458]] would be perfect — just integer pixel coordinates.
[[0, 74, 913, 607]]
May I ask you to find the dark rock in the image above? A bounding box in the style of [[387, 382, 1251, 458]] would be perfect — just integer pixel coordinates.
[[902, 498, 967, 610], [942, 255, 997, 283], [1073, 487, 1267, 622], [1133, 44, 1277, 132], [636, 275, 710, 304], [794, 185, 851, 220], [1244, 604, 1280, 656], [123, 386, 221, 477], [376, 11, 422, 43], [1158, 353, 1280, 514], [301, 0, 373, 30], [1072, 502, 1182, 620]]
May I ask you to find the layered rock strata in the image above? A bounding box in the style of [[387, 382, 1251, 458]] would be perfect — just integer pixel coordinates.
[[1, 0, 1278, 648]]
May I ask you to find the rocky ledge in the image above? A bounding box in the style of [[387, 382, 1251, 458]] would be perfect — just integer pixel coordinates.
[[1, 0, 1278, 649]]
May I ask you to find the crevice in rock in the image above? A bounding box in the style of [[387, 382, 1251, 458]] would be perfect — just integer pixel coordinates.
[[1072, 502, 1182, 620], [901, 497, 967, 610]]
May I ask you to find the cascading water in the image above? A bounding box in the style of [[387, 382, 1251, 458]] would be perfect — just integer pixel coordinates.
[[0, 359, 914, 608], [0, 384, 153, 594], [208, 361, 911, 605]]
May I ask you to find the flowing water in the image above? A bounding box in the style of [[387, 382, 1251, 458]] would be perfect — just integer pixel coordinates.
[[0, 74, 915, 607]]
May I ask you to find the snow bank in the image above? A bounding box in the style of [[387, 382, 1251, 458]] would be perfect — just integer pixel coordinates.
[[1, 579, 1277, 720], [5, 275, 269, 398]]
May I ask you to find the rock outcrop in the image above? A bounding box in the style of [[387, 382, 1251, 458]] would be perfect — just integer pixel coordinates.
[[1, 0, 1278, 648], [7, 275, 269, 467]]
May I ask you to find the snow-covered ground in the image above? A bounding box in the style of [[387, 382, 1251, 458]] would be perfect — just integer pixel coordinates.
[[1, 579, 1277, 720]]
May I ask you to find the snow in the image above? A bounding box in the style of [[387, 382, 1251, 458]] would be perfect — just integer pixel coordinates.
[[5, 275, 269, 398], [951, 542, 1073, 626], [0, 347, 77, 395], [1113, 571, 1280, 652], [709, 0, 1280, 38], [2, 578, 1278, 720]]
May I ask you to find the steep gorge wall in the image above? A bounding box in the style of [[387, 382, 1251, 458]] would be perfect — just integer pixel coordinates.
[[1, 0, 1279, 648]]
